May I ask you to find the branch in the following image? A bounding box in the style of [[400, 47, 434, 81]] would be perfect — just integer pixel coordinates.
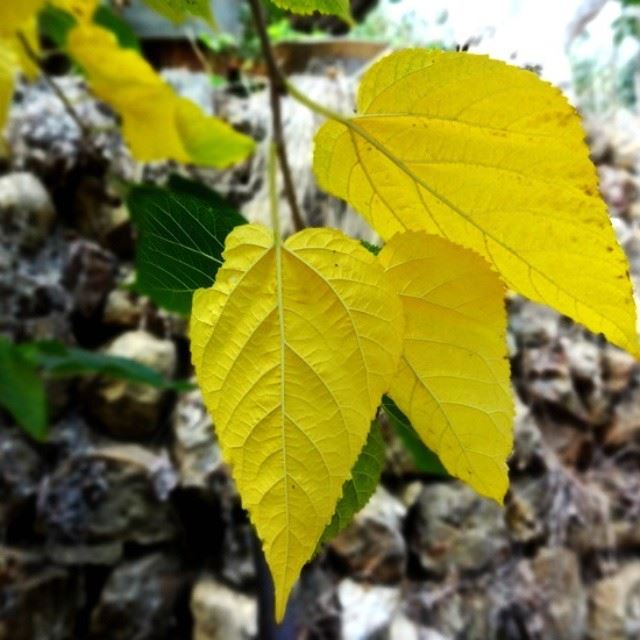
[[247, 0, 306, 233], [16, 32, 90, 140]]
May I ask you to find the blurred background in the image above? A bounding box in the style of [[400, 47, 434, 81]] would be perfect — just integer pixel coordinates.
[[3, 1, 640, 639]]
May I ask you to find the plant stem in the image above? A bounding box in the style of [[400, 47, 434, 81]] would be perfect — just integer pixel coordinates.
[[268, 141, 282, 245], [16, 31, 90, 139], [284, 79, 351, 126], [247, 0, 305, 233]]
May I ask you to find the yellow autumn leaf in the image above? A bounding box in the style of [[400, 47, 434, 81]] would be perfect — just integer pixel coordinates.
[[271, 0, 353, 23], [141, 0, 216, 28], [51, 0, 99, 22], [190, 223, 403, 619], [0, 0, 45, 36], [313, 49, 639, 357], [379, 231, 513, 502], [0, 41, 17, 130], [66, 23, 255, 167]]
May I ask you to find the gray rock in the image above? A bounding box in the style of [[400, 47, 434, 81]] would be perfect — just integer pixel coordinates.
[[37, 445, 178, 560], [338, 579, 400, 640], [102, 288, 144, 329], [409, 483, 509, 577], [510, 547, 587, 640], [191, 577, 257, 640], [329, 486, 406, 584], [590, 563, 640, 640], [84, 330, 177, 439], [0, 172, 55, 252], [0, 547, 79, 640], [172, 388, 222, 489], [0, 428, 43, 531], [62, 239, 117, 318], [90, 553, 187, 640]]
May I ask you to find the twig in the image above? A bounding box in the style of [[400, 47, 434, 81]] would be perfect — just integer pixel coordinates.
[[16, 31, 90, 139], [247, 0, 305, 233]]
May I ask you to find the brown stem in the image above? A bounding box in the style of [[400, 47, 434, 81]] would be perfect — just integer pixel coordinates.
[[247, 0, 305, 233], [16, 32, 90, 139]]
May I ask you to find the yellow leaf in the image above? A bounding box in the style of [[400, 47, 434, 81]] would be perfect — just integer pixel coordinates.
[[0, 40, 17, 130], [141, 0, 216, 28], [271, 0, 353, 23], [50, 0, 99, 22], [379, 231, 513, 502], [314, 49, 639, 356], [0, 0, 45, 36], [190, 223, 403, 619], [66, 23, 254, 167]]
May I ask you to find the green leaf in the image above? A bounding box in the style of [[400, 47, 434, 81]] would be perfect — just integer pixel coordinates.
[[20, 341, 193, 391], [127, 177, 246, 315], [141, 0, 216, 27], [93, 5, 140, 51], [39, 4, 77, 47], [0, 337, 48, 440], [269, 0, 353, 24], [382, 396, 448, 477], [320, 419, 386, 545]]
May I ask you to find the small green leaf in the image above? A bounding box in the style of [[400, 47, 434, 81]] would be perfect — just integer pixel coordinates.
[[382, 396, 448, 476], [127, 177, 246, 315], [39, 4, 77, 47], [320, 420, 386, 545], [141, 0, 216, 27], [20, 341, 193, 391], [269, 0, 353, 24], [0, 337, 48, 440], [93, 5, 140, 51]]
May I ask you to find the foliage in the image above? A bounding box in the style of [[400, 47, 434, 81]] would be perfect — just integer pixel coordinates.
[[382, 397, 448, 476], [379, 231, 512, 501], [319, 420, 386, 545], [270, 0, 352, 23], [0, 0, 637, 624], [0, 337, 48, 440], [190, 223, 404, 619], [68, 22, 254, 166], [1, 0, 254, 167], [0, 338, 190, 440], [141, 0, 215, 27], [313, 49, 638, 357], [127, 175, 246, 315]]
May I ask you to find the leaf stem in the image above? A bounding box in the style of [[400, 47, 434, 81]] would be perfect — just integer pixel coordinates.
[[247, 0, 305, 233], [284, 79, 352, 126], [16, 31, 90, 139], [268, 140, 281, 246]]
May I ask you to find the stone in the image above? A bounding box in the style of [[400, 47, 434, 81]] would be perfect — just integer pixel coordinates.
[[522, 547, 587, 640], [83, 330, 176, 439], [102, 288, 144, 329], [90, 553, 187, 640], [0, 428, 44, 531], [338, 579, 400, 640], [0, 547, 79, 640], [409, 483, 509, 577], [62, 239, 117, 318], [0, 172, 55, 252], [602, 346, 636, 395], [590, 563, 640, 640], [606, 384, 640, 448], [191, 577, 257, 640], [172, 388, 222, 489], [329, 486, 406, 584], [36, 444, 178, 560]]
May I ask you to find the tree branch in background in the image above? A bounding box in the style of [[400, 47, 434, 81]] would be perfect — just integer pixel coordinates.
[[16, 31, 90, 140], [247, 0, 306, 233]]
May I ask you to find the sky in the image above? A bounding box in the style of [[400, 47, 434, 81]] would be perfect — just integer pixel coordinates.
[[374, 0, 627, 90]]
